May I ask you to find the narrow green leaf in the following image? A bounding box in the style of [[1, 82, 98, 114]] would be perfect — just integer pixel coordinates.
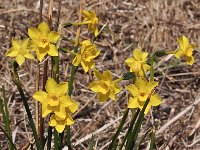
[[125, 99, 150, 149], [112, 139, 118, 150], [150, 57, 154, 82], [89, 135, 95, 150], [108, 109, 129, 150], [0, 140, 2, 150], [119, 109, 140, 150], [0, 125, 17, 150], [1, 85, 14, 150], [11, 61, 41, 150], [149, 127, 155, 150]]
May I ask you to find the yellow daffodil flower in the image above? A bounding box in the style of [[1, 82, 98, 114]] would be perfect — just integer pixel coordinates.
[[83, 10, 99, 37], [49, 113, 74, 133], [125, 48, 150, 77], [126, 78, 161, 114], [28, 22, 60, 61], [33, 78, 78, 119], [174, 35, 196, 65], [72, 40, 100, 73], [89, 69, 122, 102], [6, 38, 34, 66]]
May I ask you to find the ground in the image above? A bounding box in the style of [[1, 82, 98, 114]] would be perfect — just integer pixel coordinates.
[[0, 0, 200, 149]]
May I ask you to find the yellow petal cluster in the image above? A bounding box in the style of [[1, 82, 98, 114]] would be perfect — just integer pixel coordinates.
[[28, 22, 60, 61], [83, 10, 99, 37], [72, 40, 100, 73], [125, 48, 150, 77], [6, 38, 34, 66], [33, 78, 78, 133], [126, 78, 161, 114], [89, 70, 122, 102], [174, 35, 196, 65]]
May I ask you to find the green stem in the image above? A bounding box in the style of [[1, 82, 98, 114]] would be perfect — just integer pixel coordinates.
[[51, 56, 59, 83], [11, 61, 41, 150], [119, 109, 140, 150], [108, 109, 130, 150], [54, 129, 59, 150], [125, 99, 150, 149], [47, 126, 53, 150], [66, 45, 79, 149], [66, 125, 72, 150]]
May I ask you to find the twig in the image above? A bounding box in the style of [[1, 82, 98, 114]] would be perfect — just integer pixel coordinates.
[[156, 96, 200, 136], [75, 115, 123, 146]]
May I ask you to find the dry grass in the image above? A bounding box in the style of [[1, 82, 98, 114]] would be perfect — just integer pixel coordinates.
[[0, 0, 200, 149]]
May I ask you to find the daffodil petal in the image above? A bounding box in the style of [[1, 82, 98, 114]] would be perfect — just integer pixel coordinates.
[[46, 78, 58, 93], [83, 10, 91, 19], [36, 47, 48, 61], [16, 54, 25, 66], [102, 70, 112, 82], [150, 94, 161, 106], [186, 56, 194, 65], [144, 104, 151, 115], [65, 114, 74, 125], [55, 124, 65, 133], [59, 95, 74, 107], [98, 92, 110, 102], [33, 91, 47, 103], [38, 22, 50, 36], [49, 114, 57, 126], [48, 44, 58, 56], [135, 78, 147, 90], [89, 81, 109, 94], [28, 28, 40, 40], [68, 101, 78, 113], [21, 38, 29, 50], [57, 82, 68, 95], [24, 53, 34, 59], [94, 69, 102, 79], [42, 102, 51, 117], [12, 38, 20, 50], [133, 48, 143, 61], [55, 106, 66, 119], [128, 97, 139, 108], [147, 81, 158, 94], [126, 84, 139, 97], [48, 31, 60, 43], [72, 54, 81, 66], [6, 48, 18, 57], [94, 27, 99, 37]]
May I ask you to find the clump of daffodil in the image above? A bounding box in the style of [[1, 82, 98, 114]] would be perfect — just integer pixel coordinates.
[[82, 10, 99, 37], [126, 78, 161, 114], [174, 35, 196, 65], [125, 48, 150, 77], [72, 40, 100, 73], [49, 106, 77, 133], [33, 78, 78, 119], [28, 22, 60, 61], [6, 38, 34, 66], [89, 69, 122, 102]]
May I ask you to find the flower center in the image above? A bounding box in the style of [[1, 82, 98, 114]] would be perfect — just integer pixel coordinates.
[[48, 94, 59, 106], [140, 92, 146, 97], [42, 39, 47, 44]]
